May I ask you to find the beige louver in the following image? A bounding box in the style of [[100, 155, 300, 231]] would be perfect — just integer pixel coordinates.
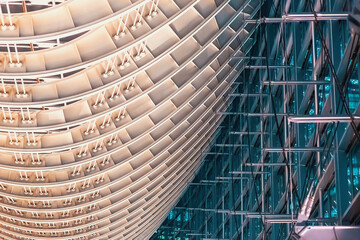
[[0, 0, 259, 239]]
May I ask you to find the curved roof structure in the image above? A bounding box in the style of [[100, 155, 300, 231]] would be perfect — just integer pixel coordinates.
[[0, 0, 260, 239]]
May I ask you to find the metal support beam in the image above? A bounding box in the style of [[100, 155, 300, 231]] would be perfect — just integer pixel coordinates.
[[289, 115, 360, 123], [244, 13, 349, 23]]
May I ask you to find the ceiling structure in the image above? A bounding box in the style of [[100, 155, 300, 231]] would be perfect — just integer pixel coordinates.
[[0, 0, 259, 239]]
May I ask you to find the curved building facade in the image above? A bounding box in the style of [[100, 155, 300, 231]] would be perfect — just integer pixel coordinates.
[[0, 0, 259, 239]]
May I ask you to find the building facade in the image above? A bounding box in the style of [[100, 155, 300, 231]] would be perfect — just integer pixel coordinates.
[[0, 0, 359, 239]]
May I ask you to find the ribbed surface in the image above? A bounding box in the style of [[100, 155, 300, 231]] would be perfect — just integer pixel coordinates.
[[0, 0, 259, 239]]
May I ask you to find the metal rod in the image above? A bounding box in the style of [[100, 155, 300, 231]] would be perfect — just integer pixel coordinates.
[[245, 65, 293, 69], [214, 144, 248, 147], [244, 13, 348, 23], [232, 56, 266, 59], [200, 180, 229, 184], [243, 163, 298, 166], [230, 93, 268, 96], [264, 147, 329, 152], [289, 115, 360, 123], [230, 171, 270, 175], [217, 112, 288, 116], [262, 80, 331, 85], [230, 131, 264, 135]]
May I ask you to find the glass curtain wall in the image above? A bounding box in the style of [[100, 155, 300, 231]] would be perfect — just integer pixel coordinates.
[[151, 0, 360, 239]]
